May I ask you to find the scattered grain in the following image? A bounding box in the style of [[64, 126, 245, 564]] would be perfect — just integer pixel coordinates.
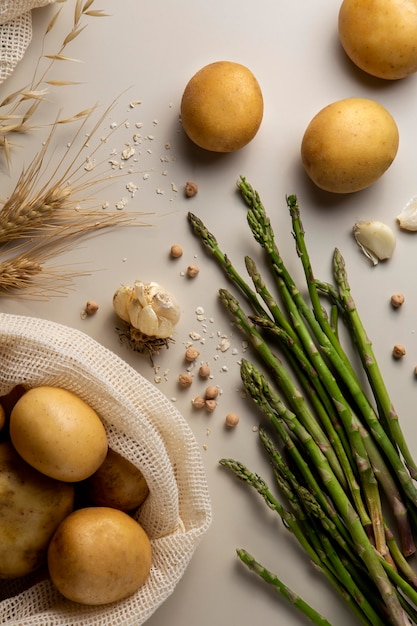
[[121, 145, 135, 160]]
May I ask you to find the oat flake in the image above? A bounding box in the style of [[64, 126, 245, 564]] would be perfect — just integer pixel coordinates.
[[121, 145, 135, 160]]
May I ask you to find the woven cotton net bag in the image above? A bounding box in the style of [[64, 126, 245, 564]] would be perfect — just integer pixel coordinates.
[[0, 312, 212, 626], [0, 0, 56, 84]]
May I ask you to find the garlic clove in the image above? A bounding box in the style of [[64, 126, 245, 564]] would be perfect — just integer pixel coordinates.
[[133, 280, 150, 308], [137, 304, 159, 336], [127, 297, 142, 330], [397, 196, 417, 231], [113, 285, 134, 322], [157, 316, 175, 339], [152, 291, 181, 324], [352, 220, 396, 265]]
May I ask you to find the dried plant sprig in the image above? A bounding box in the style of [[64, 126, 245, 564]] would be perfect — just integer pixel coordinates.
[[0, 243, 85, 298], [0, 211, 137, 299], [0, 101, 152, 298], [0, 0, 108, 161]]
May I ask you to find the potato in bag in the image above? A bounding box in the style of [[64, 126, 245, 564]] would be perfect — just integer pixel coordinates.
[[0, 441, 74, 578], [82, 447, 149, 511]]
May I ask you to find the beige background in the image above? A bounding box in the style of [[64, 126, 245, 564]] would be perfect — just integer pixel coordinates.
[[2, 1, 417, 625]]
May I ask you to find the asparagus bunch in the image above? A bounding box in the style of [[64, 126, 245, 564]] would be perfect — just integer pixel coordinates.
[[188, 178, 417, 626]]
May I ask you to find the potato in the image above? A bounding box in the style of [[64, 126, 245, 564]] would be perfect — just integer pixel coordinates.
[[0, 403, 5, 434], [338, 0, 417, 80], [0, 385, 26, 437], [180, 61, 263, 152], [47, 507, 152, 605], [10, 386, 108, 482], [301, 97, 399, 193], [0, 441, 74, 578], [82, 447, 149, 511]]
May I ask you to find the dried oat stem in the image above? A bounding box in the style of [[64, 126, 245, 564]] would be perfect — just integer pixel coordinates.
[[0, 0, 108, 161]]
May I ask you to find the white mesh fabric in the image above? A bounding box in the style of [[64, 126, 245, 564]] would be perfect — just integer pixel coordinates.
[[0, 1, 56, 84], [0, 312, 212, 625]]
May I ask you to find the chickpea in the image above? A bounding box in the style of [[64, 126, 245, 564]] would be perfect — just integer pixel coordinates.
[[225, 413, 239, 428], [185, 347, 200, 362], [178, 373, 193, 388], [205, 385, 219, 400]]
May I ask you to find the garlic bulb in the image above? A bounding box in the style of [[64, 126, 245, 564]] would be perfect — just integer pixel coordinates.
[[114, 280, 181, 338], [113, 281, 181, 353], [352, 220, 396, 266], [397, 196, 417, 231]]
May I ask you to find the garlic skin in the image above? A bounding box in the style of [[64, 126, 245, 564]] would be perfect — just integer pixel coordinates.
[[352, 220, 396, 266], [112, 285, 134, 323], [113, 281, 181, 339], [397, 196, 417, 231]]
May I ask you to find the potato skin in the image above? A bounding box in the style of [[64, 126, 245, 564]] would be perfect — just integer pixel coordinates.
[[47, 507, 152, 605], [339, 0, 417, 80], [301, 97, 399, 193], [10, 386, 108, 482], [82, 448, 149, 511], [180, 61, 263, 152], [0, 441, 74, 578]]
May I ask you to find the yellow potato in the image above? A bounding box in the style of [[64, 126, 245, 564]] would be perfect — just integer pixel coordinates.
[[10, 386, 108, 482], [82, 447, 149, 511], [338, 0, 417, 80], [47, 507, 152, 605], [0, 403, 5, 434], [0, 441, 74, 578], [180, 60, 263, 152], [301, 97, 399, 193]]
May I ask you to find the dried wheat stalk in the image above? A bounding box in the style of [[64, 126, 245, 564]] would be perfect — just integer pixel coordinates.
[[0, 103, 152, 298]]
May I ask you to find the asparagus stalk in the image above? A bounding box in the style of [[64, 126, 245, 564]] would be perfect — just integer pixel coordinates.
[[221, 457, 382, 626], [235, 357, 406, 625], [187, 211, 267, 319], [333, 246, 417, 480], [238, 178, 417, 508], [236, 549, 336, 626], [223, 453, 388, 626], [188, 181, 417, 626]]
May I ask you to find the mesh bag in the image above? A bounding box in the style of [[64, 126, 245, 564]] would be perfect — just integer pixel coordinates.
[[0, 312, 212, 625], [0, 0, 56, 84]]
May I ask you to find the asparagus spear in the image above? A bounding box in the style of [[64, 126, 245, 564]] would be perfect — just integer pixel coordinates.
[[236, 549, 336, 626], [188, 181, 416, 626], [235, 356, 405, 625], [221, 457, 381, 626], [333, 246, 417, 480], [238, 178, 417, 508]]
